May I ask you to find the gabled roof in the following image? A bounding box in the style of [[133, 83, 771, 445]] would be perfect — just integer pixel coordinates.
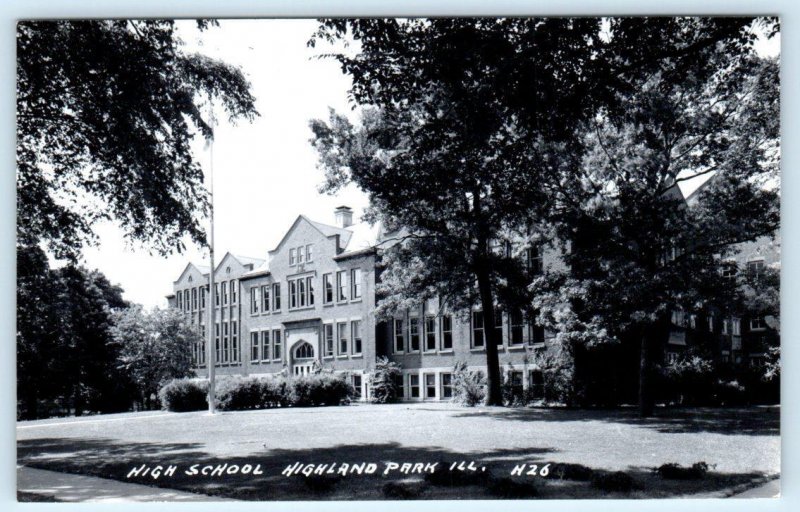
[[174, 262, 209, 285], [213, 252, 265, 274], [240, 261, 271, 281]]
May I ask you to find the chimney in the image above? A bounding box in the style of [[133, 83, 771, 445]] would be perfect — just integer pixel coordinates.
[[334, 206, 354, 228]]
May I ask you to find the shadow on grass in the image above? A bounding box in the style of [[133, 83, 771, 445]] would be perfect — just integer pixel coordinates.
[[452, 406, 779, 436], [17, 437, 769, 500]]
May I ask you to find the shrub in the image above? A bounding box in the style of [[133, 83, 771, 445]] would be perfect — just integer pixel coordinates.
[[216, 376, 269, 411], [424, 463, 490, 487], [591, 471, 637, 493], [656, 462, 710, 480], [546, 463, 594, 481], [369, 357, 403, 403], [452, 362, 487, 406], [158, 378, 208, 412], [291, 373, 353, 407], [485, 477, 539, 498], [381, 481, 426, 499], [302, 474, 341, 494]]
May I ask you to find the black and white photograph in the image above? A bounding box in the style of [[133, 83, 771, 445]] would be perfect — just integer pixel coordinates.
[[14, 14, 781, 502]]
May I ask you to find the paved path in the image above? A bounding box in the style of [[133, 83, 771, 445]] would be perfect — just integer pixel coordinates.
[[17, 466, 236, 502], [730, 477, 780, 498]]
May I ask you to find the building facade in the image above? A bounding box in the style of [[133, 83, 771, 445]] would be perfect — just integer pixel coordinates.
[[169, 206, 558, 401]]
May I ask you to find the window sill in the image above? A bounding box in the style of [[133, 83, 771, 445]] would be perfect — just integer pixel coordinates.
[[337, 355, 349, 360], [351, 354, 363, 359], [423, 350, 437, 355], [288, 306, 316, 312], [323, 356, 335, 360], [470, 347, 485, 352], [438, 349, 454, 354], [350, 298, 363, 303], [260, 311, 271, 316], [323, 303, 335, 308], [508, 345, 526, 351]]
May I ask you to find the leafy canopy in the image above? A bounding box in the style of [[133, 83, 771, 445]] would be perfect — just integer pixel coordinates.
[[17, 20, 258, 260]]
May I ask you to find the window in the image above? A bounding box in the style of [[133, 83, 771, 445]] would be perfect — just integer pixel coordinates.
[[393, 374, 405, 398], [273, 283, 281, 311], [251, 332, 260, 362], [192, 288, 198, 310], [732, 318, 742, 336], [230, 280, 237, 304], [528, 370, 544, 399], [231, 321, 238, 362], [215, 323, 221, 363], [261, 331, 270, 362], [352, 320, 362, 355], [529, 324, 545, 346], [297, 246, 305, 264], [527, 245, 544, 274], [295, 342, 314, 359], [289, 248, 296, 265], [441, 373, 453, 399], [336, 270, 348, 301], [201, 286, 206, 309], [324, 324, 334, 357], [424, 374, 436, 399], [409, 317, 420, 351], [177, 291, 183, 310], [222, 322, 229, 363], [409, 374, 420, 398], [307, 276, 315, 306], [289, 280, 297, 309], [183, 290, 190, 311], [394, 319, 405, 352], [722, 319, 730, 335], [298, 278, 306, 307], [306, 244, 313, 262], [250, 286, 259, 314], [272, 329, 282, 360], [708, 316, 714, 333], [747, 259, 765, 279], [352, 374, 362, 400], [509, 371, 523, 394], [261, 285, 270, 313], [215, 283, 220, 307], [689, 315, 697, 329], [472, 311, 485, 348], [721, 261, 738, 278], [351, 269, 362, 299], [424, 316, 436, 351], [323, 273, 334, 304], [337, 322, 348, 355], [441, 315, 453, 350], [750, 317, 766, 331], [510, 311, 525, 346], [666, 352, 679, 364], [222, 281, 228, 305]]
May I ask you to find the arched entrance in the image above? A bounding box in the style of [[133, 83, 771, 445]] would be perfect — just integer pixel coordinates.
[[292, 341, 315, 376]]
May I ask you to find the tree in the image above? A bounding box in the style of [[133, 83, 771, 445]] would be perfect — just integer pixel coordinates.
[[17, 20, 258, 260], [309, 18, 770, 407], [111, 306, 200, 409], [532, 19, 779, 415], [17, 247, 132, 419]]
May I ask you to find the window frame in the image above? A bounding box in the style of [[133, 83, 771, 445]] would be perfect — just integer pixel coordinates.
[[441, 315, 453, 351], [424, 316, 436, 352], [393, 318, 405, 353], [351, 319, 362, 355], [323, 273, 334, 304], [351, 268, 362, 300]]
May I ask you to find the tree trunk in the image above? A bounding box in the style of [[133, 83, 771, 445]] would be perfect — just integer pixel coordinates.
[[639, 314, 671, 417], [477, 263, 503, 406]]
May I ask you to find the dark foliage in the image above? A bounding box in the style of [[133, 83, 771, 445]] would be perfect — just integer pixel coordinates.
[[546, 463, 595, 481], [591, 471, 639, 493], [158, 379, 209, 412], [656, 462, 710, 480], [485, 477, 539, 498], [302, 474, 342, 494], [381, 482, 426, 499], [17, 20, 258, 260]]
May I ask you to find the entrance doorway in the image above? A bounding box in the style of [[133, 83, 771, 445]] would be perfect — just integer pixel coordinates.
[[292, 341, 315, 376]]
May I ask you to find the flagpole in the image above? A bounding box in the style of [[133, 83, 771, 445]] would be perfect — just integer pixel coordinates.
[[206, 106, 217, 415]]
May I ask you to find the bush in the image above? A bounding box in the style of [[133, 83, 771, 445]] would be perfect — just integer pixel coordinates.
[[452, 362, 486, 406], [546, 463, 594, 481], [485, 477, 539, 498], [302, 474, 341, 494], [369, 357, 403, 403], [216, 376, 274, 411], [381, 482, 426, 499], [591, 471, 638, 493], [424, 463, 490, 487], [656, 462, 710, 480], [291, 373, 354, 407], [158, 378, 208, 412]]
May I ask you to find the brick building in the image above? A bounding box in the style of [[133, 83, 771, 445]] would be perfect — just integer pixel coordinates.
[[168, 206, 556, 401]]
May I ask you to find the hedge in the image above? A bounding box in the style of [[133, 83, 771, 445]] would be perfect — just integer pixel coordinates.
[[160, 373, 354, 412]]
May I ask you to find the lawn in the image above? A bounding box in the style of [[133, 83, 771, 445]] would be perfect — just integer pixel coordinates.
[[17, 403, 780, 500]]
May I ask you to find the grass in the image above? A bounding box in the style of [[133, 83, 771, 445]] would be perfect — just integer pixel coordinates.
[[17, 403, 779, 500]]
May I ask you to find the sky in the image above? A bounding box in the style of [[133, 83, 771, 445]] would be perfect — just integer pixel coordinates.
[[77, 19, 781, 309], [81, 19, 370, 308]]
